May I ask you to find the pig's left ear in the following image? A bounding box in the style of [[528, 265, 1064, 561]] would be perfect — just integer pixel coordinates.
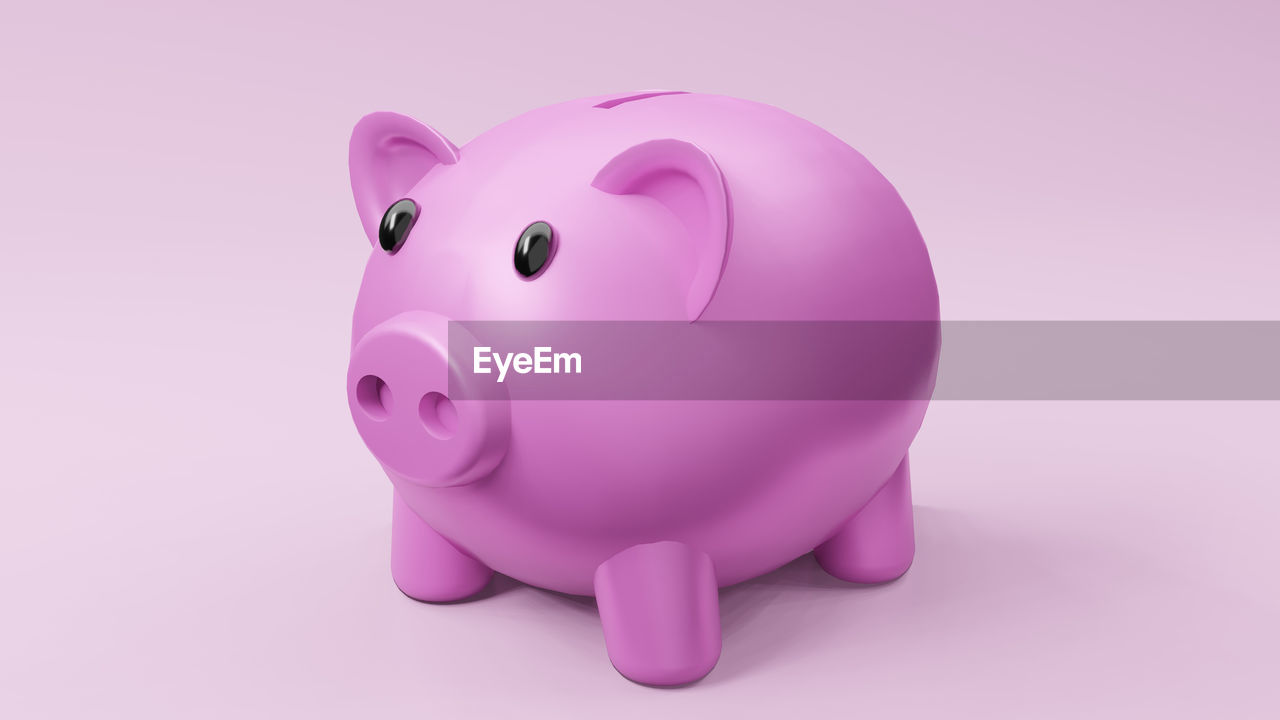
[[349, 112, 460, 247], [592, 139, 730, 321]]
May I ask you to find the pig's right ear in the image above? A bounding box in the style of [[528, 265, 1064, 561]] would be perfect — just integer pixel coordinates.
[[349, 112, 460, 247]]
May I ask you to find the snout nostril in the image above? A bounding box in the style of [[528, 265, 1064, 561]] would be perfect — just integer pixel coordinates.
[[356, 375, 393, 420], [419, 391, 458, 439]]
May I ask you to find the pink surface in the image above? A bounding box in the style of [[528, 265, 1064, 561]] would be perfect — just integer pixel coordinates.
[[2, 0, 1278, 716]]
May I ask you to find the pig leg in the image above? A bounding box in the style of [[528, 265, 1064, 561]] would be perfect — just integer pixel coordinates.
[[391, 490, 492, 602], [814, 454, 915, 583], [594, 541, 721, 686]]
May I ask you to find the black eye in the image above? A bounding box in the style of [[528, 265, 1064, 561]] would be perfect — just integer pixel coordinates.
[[514, 221, 554, 279], [379, 199, 418, 254]]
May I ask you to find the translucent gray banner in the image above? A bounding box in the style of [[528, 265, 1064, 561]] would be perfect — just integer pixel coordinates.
[[446, 321, 1280, 400]]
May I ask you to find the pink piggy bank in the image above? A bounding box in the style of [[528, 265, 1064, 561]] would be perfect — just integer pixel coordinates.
[[345, 91, 939, 686]]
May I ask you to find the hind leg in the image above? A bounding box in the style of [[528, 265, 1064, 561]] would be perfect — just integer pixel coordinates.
[[814, 454, 915, 583]]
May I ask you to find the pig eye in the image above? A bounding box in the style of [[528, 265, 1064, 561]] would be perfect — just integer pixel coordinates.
[[514, 221, 554, 279], [378, 199, 418, 254]]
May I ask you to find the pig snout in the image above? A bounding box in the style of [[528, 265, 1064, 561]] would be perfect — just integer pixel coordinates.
[[347, 311, 510, 487]]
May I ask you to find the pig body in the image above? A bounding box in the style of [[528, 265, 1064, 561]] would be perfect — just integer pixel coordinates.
[[346, 92, 939, 686]]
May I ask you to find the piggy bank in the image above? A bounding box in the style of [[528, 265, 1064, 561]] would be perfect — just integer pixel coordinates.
[[345, 91, 939, 686]]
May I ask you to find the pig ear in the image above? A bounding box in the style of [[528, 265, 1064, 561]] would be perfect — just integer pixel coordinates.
[[592, 139, 730, 321], [349, 112, 460, 247]]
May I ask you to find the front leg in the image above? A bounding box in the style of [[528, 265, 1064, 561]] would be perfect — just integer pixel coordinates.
[[814, 453, 915, 583], [594, 541, 721, 686], [391, 489, 492, 602]]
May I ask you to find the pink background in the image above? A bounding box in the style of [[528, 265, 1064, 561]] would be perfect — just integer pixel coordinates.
[[2, 1, 1278, 717]]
